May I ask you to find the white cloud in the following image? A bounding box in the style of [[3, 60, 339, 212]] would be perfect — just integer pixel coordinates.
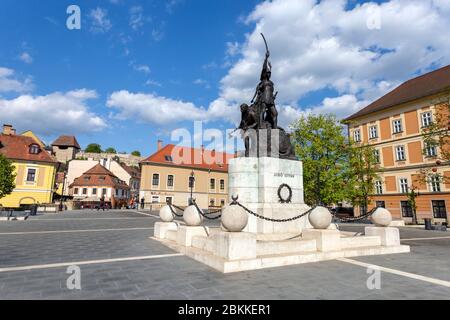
[[129, 6, 145, 30], [89, 8, 112, 33], [134, 64, 151, 74], [145, 79, 162, 87], [151, 29, 164, 41], [19, 52, 33, 64], [0, 67, 33, 93], [0, 89, 106, 136], [214, 0, 450, 121], [193, 78, 211, 89]]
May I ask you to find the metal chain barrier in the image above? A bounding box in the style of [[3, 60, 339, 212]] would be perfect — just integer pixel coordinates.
[[167, 203, 184, 218], [331, 207, 377, 223], [192, 200, 222, 220], [230, 195, 315, 222]]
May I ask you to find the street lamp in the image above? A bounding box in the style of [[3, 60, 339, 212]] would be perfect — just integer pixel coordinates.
[[189, 170, 195, 205]]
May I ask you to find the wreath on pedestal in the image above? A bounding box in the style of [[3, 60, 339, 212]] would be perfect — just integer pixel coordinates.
[[277, 183, 292, 203]]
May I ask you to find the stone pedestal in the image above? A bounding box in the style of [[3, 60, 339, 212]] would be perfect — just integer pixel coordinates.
[[365, 227, 400, 246], [302, 229, 341, 252], [212, 232, 257, 260], [228, 157, 311, 234], [154, 222, 178, 239], [176, 226, 209, 246]]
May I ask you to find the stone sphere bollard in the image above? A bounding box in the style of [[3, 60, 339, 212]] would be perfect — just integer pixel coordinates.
[[308, 206, 332, 229], [370, 207, 392, 227], [221, 205, 248, 232], [159, 205, 174, 222], [183, 205, 203, 226]]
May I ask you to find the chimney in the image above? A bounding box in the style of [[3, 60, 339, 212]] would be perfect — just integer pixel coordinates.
[[157, 140, 163, 151], [2, 124, 13, 135], [10, 128, 16, 135]]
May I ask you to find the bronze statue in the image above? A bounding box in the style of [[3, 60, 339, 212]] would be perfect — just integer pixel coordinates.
[[237, 33, 296, 160]]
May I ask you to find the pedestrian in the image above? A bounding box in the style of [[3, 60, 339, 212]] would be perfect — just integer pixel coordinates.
[[140, 197, 145, 210]]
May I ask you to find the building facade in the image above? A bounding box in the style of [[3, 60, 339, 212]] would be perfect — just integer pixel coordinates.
[[0, 124, 58, 208], [140, 143, 234, 210], [51, 135, 81, 163], [346, 65, 450, 223], [69, 163, 130, 208]]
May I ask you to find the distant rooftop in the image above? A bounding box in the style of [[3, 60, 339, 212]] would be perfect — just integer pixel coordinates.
[[52, 135, 81, 149]]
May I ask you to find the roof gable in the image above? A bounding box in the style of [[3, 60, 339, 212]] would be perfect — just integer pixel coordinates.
[[0, 134, 56, 163], [52, 135, 81, 149]]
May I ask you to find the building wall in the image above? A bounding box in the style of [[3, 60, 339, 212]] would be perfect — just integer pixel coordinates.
[[0, 160, 57, 208], [76, 151, 143, 167], [140, 163, 228, 209], [52, 146, 78, 163], [348, 92, 450, 221]]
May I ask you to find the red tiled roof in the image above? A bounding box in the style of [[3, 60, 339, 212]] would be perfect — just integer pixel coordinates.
[[51, 135, 80, 149], [141, 144, 235, 172], [121, 163, 141, 178], [345, 65, 450, 121], [0, 134, 57, 163], [70, 164, 130, 189]]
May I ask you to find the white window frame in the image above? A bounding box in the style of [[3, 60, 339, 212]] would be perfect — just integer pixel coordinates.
[[375, 181, 383, 195], [424, 142, 437, 157], [373, 149, 380, 164], [369, 126, 378, 139], [392, 119, 402, 133], [395, 146, 406, 161], [151, 195, 160, 203], [25, 167, 37, 184], [430, 176, 441, 192], [399, 178, 408, 193], [151, 173, 160, 189], [421, 112, 432, 127], [353, 129, 361, 142], [209, 178, 216, 192], [219, 179, 225, 193], [166, 174, 174, 190]]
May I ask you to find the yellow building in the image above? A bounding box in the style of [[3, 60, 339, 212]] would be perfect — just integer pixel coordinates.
[[345, 65, 450, 223], [0, 124, 59, 209], [140, 142, 235, 210]]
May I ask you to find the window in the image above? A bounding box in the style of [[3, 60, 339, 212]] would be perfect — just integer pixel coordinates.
[[164, 155, 173, 162], [29, 144, 40, 154], [115, 189, 119, 196], [220, 179, 225, 191], [421, 112, 432, 127], [26, 168, 36, 182], [392, 119, 402, 133], [220, 199, 225, 206], [432, 200, 447, 219], [373, 149, 380, 164], [82, 188, 87, 195], [152, 173, 159, 186], [209, 198, 215, 207], [395, 146, 406, 161], [83, 176, 91, 181], [102, 188, 107, 196], [99, 176, 105, 181], [375, 181, 383, 195], [210, 178, 215, 190], [375, 201, 385, 208], [165, 197, 172, 204], [401, 201, 413, 217], [122, 189, 125, 196], [74, 188, 79, 195], [167, 175, 174, 188], [92, 188, 97, 195], [188, 176, 195, 189], [353, 129, 361, 142], [399, 178, 408, 193], [369, 126, 378, 139], [151, 196, 160, 203], [424, 143, 437, 157], [430, 176, 441, 192]]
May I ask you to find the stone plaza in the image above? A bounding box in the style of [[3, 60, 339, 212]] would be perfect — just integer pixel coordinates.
[[0, 209, 449, 300]]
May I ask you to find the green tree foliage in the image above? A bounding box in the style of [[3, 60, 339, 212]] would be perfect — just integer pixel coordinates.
[[105, 147, 117, 154], [85, 143, 102, 153], [291, 114, 349, 206], [345, 141, 379, 212], [131, 150, 141, 157], [0, 154, 16, 200]]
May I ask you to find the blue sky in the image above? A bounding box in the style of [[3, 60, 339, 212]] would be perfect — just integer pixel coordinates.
[[1, 0, 449, 157]]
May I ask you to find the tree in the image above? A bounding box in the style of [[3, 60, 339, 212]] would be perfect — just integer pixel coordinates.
[[85, 143, 102, 153], [419, 102, 450, 186], [406, 186, 419, 225], [0, 154, 16, 200], [105, 147, 117, 154], [291, 114, 349, 206], [345, 142, 379, 215], [131, 150, 141, 157]]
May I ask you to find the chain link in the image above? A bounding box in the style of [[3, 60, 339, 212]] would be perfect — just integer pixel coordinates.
[[192, 200, 222, 220], [231, 200, 315, 222], [331, 207, 376, 222], [167, 204, 184, 217]]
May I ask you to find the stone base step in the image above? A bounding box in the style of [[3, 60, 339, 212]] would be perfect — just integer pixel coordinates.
[[256, 239, 316, 256], [256, 233, 301, 241], [340, 236, 381, 249], [165, 230, 178, 242]]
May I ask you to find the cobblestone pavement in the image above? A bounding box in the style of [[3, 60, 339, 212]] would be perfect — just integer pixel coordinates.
[[0, 210, 449, 299]]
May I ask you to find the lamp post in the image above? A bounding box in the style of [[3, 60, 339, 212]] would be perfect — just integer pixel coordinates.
[[189, 170, 195, 205]]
